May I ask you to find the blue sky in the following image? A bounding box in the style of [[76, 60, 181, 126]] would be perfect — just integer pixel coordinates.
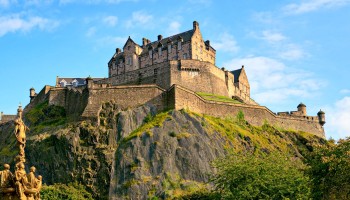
[[0, 0, 349, 139]]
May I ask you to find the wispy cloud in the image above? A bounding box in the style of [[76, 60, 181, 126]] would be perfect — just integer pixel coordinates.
[[224, 56, 324, 105], [279, 44, 306, 60], [0, 14, 59, 37], [60, 0, 138, 4], [0, 0, 10, 7], [86, 26, 96, 37], [166, 21, 181, 36], [340, 89, 350, 94], [103, 15, 118, 27], [211, 32, 239, 53], [125, 11, 153, 29], [260, 30, 286, 43], [283, 0, 350, 15], [326, 96, 350, 139]]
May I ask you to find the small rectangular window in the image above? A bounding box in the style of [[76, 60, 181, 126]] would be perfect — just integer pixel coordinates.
[[183, 53, 187, 59], [168, 44, 171, 53], [149, 50, 152, 58], [178, 41, 182, 50], [158, 47, 162, 56]]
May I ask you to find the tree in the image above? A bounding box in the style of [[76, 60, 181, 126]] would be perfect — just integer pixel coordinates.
[[211, 153, 311, 200], [306, 137, 350, 199]]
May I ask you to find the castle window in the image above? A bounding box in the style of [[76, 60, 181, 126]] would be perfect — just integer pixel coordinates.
[[196, 55, 199, 60], [154, 68, 158, 75], [183, 53, 187, 59], [149, 50, 152, 58], [127, 56, 132, 65], [128, 46, 130, 50], [168, 44, 171, 53], [158, 47, 162, 56], [178, 41, 182, 50]]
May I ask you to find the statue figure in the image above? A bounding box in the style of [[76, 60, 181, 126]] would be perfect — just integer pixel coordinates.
[[14, 163, 28, 200], [34, 176, 42, 200], [0, 164, 16, 199], [14, 105, 29, 164], [27, 167, 36, 188]]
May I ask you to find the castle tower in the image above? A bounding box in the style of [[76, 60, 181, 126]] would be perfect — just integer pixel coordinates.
[[317, 110, 326, 126], [30, 87, 36, 102], [297, 103, 307, 116]]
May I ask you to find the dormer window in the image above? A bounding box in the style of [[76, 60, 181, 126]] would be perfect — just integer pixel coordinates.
[[72, 80, 78, 87], [60, 80, 66, 87]]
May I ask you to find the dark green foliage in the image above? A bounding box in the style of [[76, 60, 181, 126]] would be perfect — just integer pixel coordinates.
[[40, 182, 93, 200], [211, 152, 311, 199], [25, 101, 66, 132], [306, 137, 350, 200], [176, 190, 222, 200]]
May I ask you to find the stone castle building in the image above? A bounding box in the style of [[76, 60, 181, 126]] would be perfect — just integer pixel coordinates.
[[22, 21, 326, 137]]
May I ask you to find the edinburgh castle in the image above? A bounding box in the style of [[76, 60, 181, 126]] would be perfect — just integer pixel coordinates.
[[1, 21, 326, 137]]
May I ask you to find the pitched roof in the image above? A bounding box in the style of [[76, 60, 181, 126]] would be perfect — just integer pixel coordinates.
[[141, 29, 195, 55], [123, 36, 139, 49]]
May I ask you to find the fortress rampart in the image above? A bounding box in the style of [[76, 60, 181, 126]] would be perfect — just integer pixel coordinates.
[[25, 81, 325, 138], [169, 85, 324, 137]]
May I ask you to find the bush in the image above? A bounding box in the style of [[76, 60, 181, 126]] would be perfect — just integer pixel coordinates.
[[211, 152, 311, 199], [41, 182, 93, 200]]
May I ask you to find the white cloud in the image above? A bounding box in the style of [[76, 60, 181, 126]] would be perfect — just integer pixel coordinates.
[[224, 56, 323, 105], [60, 0, 137, 4], [24, 0, 54, 6], [125, 11, 153, 29], [211, 32, 239, 53], [279, 44, 305, 60], [103, 16, 118, 27], [86, 27, 96, 37], [166, 21, 181, 36], [326, 96, 350, 139], [261, 30, 286, 43], [283, 0, 350, 15], [0, 0, 10, 7], [96, 36, 127, 48], [340, 89, 350, 94], [0, 15, 59, 37]]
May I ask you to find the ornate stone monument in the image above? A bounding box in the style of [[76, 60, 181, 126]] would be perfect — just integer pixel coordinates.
[[0, 105, 42, 200]]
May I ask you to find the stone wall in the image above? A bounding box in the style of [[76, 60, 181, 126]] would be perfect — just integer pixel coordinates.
[[23, 85, 51, 114], [170, 85, 325, 138], [81, 84, 167, 120], [0, 114, 16, 124]]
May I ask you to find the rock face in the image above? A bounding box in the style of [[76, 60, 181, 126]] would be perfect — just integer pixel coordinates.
[[0, 102, 324, 199]]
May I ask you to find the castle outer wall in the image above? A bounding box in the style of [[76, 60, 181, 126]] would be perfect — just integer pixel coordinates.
[[169, 85, 324, 138], [25, 82, 325, 138]]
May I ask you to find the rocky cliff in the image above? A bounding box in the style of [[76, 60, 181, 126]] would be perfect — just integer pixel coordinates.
[[0, 101, 324, 199]]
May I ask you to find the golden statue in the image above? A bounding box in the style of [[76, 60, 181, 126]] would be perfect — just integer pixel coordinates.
[[0, 105, 43, 200]]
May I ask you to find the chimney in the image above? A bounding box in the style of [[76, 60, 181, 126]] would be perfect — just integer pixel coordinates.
[[193, 21, 199, 30], [142, 38, 150, 46], [158, 35, 163, 41], [116, 48, 121, 54]]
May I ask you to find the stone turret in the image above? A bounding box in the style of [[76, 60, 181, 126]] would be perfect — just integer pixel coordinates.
[[29, 87, 36, 102], [297, 103, 307, 116], [193, 21, 199, 30], [317, 110, 326, 126], [86, 76, 94, 89]]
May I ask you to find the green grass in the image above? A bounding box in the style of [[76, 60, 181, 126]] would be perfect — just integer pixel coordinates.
[[196, 92, 242, 104], [119, 111, 172, 145]]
